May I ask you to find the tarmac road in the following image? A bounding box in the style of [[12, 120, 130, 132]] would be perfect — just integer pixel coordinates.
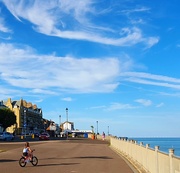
[[0, 138, 137, 173]]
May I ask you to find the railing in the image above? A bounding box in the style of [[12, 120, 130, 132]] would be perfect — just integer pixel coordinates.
[[110, 137, 180, 173]]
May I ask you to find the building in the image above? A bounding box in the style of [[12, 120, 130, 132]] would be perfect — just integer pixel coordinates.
[[0, 101, 7, 132], [4, 98, 44, 135], [0, 100, 7, 109], [45, 120, 58, 137], [61, 121, 74, 132]]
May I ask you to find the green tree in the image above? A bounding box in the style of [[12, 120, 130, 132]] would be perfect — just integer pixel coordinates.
[[0, 108, 16, 131]]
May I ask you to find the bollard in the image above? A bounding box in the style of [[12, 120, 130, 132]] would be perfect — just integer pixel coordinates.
[[169, 149, 174, 173], [155, 146, 159, 173], [32, 134, 34, 139]]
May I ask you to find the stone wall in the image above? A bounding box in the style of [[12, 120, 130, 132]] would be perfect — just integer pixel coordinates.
[[110, 137, 180, 173]]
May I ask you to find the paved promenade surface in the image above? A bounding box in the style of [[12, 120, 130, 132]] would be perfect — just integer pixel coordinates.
[[0, 138, 136, 173]]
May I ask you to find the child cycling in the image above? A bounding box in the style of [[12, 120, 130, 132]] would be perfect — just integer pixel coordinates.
[[23, 142, 34, 160]]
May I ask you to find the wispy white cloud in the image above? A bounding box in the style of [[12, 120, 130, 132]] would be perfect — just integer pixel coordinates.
[[105, 102, 137, 111], [0, 43, 123, 94], [0, 17, 11, 33], [130, 18, 145, 25], [34, 99, 43, 103], [61, 97, 73, 102], [53, 27, 150, 47], [1, 43, 180, 97], [120, 72, 180, 90], [129, 78, 180, 90], [88, 105, 106, 110], [0, 36, 12, 40], [135, 99, 152, 106], [144, 37, 159, 49], [121, 7, 150, 15], [0, 85, 24, 99], [30, 89, 57, 95], [2, 0, 159, 48], [159, 92, 180, 97], [156, 102, 164, 108]]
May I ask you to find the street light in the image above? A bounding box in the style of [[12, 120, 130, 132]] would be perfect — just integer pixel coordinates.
[[108, 126, 109, 136], [96, 121, 98, 135], [66, 108, 68, 139], [59, 115, 61, 131], [66, 108, 68, 130], [24, 108, 27, 138]]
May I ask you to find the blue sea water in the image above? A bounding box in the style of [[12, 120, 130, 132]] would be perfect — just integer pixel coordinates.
[[129, 137, 180, 157]]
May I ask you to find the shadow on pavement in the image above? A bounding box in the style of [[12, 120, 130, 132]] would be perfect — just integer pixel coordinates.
[[0, 159, 18, 163], [37, 162, 79, 167], [72, 156, 113, 159]]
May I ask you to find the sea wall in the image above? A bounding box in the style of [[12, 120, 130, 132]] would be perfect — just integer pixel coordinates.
[[110, 137, 180, 173]]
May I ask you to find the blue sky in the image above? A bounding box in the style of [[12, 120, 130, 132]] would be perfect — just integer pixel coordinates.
[[0, 0, 180, 137]]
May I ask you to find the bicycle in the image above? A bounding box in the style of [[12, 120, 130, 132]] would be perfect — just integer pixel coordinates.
[[19, 150, 38, 167]]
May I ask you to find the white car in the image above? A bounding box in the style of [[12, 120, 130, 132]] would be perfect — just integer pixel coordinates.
[[0, 132, 14, 141]]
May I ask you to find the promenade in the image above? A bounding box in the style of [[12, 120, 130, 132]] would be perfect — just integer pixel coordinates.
[[0, 138, 138, 173]]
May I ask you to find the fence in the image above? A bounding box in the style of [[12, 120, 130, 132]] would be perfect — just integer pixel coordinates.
[[110, 137, 180, 173]]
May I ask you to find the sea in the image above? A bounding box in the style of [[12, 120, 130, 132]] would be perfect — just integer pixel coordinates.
[[128, 137, 180, 157]]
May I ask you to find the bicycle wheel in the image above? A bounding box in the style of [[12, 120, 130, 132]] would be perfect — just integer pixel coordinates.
[[31, 156, 38, 166], [19, 157, 26, 167]]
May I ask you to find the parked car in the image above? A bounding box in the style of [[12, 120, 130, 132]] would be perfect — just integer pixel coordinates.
[[0, 132, 14, 141], [39, 132, 50, 140]]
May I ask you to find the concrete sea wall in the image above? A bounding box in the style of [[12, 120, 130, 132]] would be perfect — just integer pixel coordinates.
[[110, 137, 180, 173]]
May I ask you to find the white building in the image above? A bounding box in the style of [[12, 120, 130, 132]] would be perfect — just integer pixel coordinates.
[[62, 121, 74, 132]]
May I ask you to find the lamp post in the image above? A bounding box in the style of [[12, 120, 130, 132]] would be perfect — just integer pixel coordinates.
[[66, 108, 68, 139], [96, 121, 98, 135], [24, 108, 27, 138], [59, 115, 61, 126], [108, 126, 109, 136], [66, 108, 68, 129], [59, 115, 61, 131]]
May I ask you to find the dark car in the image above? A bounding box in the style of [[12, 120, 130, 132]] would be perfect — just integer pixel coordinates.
[[0, 132, 14, 141], [39, 132, 50, 140], [34, 132, 40, 137]]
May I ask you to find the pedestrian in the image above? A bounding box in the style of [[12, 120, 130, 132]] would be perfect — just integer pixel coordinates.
[[102, 132, 105, 140]]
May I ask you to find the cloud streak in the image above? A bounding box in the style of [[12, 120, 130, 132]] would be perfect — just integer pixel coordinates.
[[1, 43, 180, 97], [105, 102, 137, 111], [0, 17, 11, 33], [120, 72, 180, 90], [2, 0, 159, 47], [0, 43, 121, 94], [61, 97, 73, 102], [135, 99, 152, 106]]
